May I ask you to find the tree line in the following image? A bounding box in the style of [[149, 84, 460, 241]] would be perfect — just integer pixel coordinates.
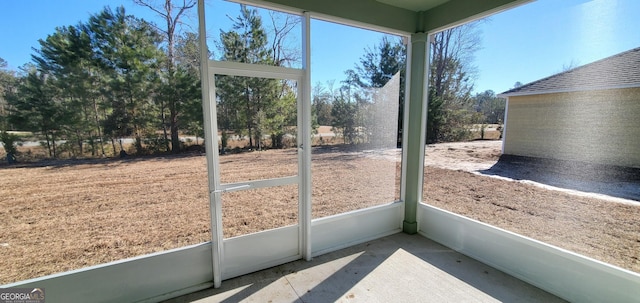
[[0, 4, 201, 158], [0, 3, 506, 161], [314, 22, 505, 146]]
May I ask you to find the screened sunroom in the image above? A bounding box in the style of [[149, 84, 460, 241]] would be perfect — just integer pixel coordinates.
[[2, 0, 639, 302]]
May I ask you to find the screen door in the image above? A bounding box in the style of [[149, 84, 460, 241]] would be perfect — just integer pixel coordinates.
[[208, 61, 308, 282]]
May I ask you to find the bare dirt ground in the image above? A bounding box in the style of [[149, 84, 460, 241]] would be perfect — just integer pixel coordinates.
[[424, 140, 503, 171], [1, 140, 639, 284]]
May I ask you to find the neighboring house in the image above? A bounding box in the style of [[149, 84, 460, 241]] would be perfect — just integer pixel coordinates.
[[498, 47, 640, 168]]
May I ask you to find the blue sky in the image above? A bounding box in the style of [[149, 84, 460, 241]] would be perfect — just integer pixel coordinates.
[[1, 0, 639, 94], [475, 0, 640, 93]]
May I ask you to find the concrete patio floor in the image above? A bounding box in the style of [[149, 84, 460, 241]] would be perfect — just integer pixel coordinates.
[[163, 233, 566, 303]]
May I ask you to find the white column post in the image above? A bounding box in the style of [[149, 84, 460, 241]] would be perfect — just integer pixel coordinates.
[[300, 12, 313, 261]]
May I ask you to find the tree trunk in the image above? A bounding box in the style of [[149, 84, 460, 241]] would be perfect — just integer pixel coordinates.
[[111, 138, 117, 157], [76, 129, 83, 156], [160, 98, 170, 151], [51, 132, 57, 158], [170, 106, 180, 153], [94, 98, 106, 157], [135, 135, 143, 153], [43, 129, 53, 158]]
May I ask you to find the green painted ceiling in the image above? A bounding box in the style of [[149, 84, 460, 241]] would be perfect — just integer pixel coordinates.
[[245, 0, 531, 34], [375, 0, 449, 12]]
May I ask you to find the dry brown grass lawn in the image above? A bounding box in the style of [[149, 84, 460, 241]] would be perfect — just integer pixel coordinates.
[[424, 167, 640, 273], [0, 156, 212, 283], [1, 143, 638, 284]]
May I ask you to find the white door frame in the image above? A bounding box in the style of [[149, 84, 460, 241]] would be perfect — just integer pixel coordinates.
[[198, 5, 311, 287]]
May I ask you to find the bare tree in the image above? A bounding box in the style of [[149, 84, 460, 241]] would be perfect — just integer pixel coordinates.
[[268, 11, 301, 67], [430, 22, 481, 102], [133, 0, 196, 66], [133, 0, 197, 153], [427, 21, 483, 143], [561, 59, 580, 72]]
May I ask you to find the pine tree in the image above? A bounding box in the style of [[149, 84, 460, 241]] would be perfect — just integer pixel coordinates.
[[133, 0, 197, 153], [0, 58, 18, 130], [32, 24, 105, 156], [85, 6, 164, 154], [343, 36, 405, 147], [7, 68, 71, 158], [217, 5, 286, 150], [173, 32, 204, 143]]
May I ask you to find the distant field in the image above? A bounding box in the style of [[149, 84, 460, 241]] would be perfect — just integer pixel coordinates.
[[5, 131, 33, 136], [0, 124, 499, 160], [468, 123, 502, 140], [1, 141, 638, 285]]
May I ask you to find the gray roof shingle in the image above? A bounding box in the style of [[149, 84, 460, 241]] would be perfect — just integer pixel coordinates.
[[499, 46, 640, 96]]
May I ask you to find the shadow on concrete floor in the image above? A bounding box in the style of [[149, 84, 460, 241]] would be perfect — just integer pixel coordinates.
[[163, 233, 565, 303]]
